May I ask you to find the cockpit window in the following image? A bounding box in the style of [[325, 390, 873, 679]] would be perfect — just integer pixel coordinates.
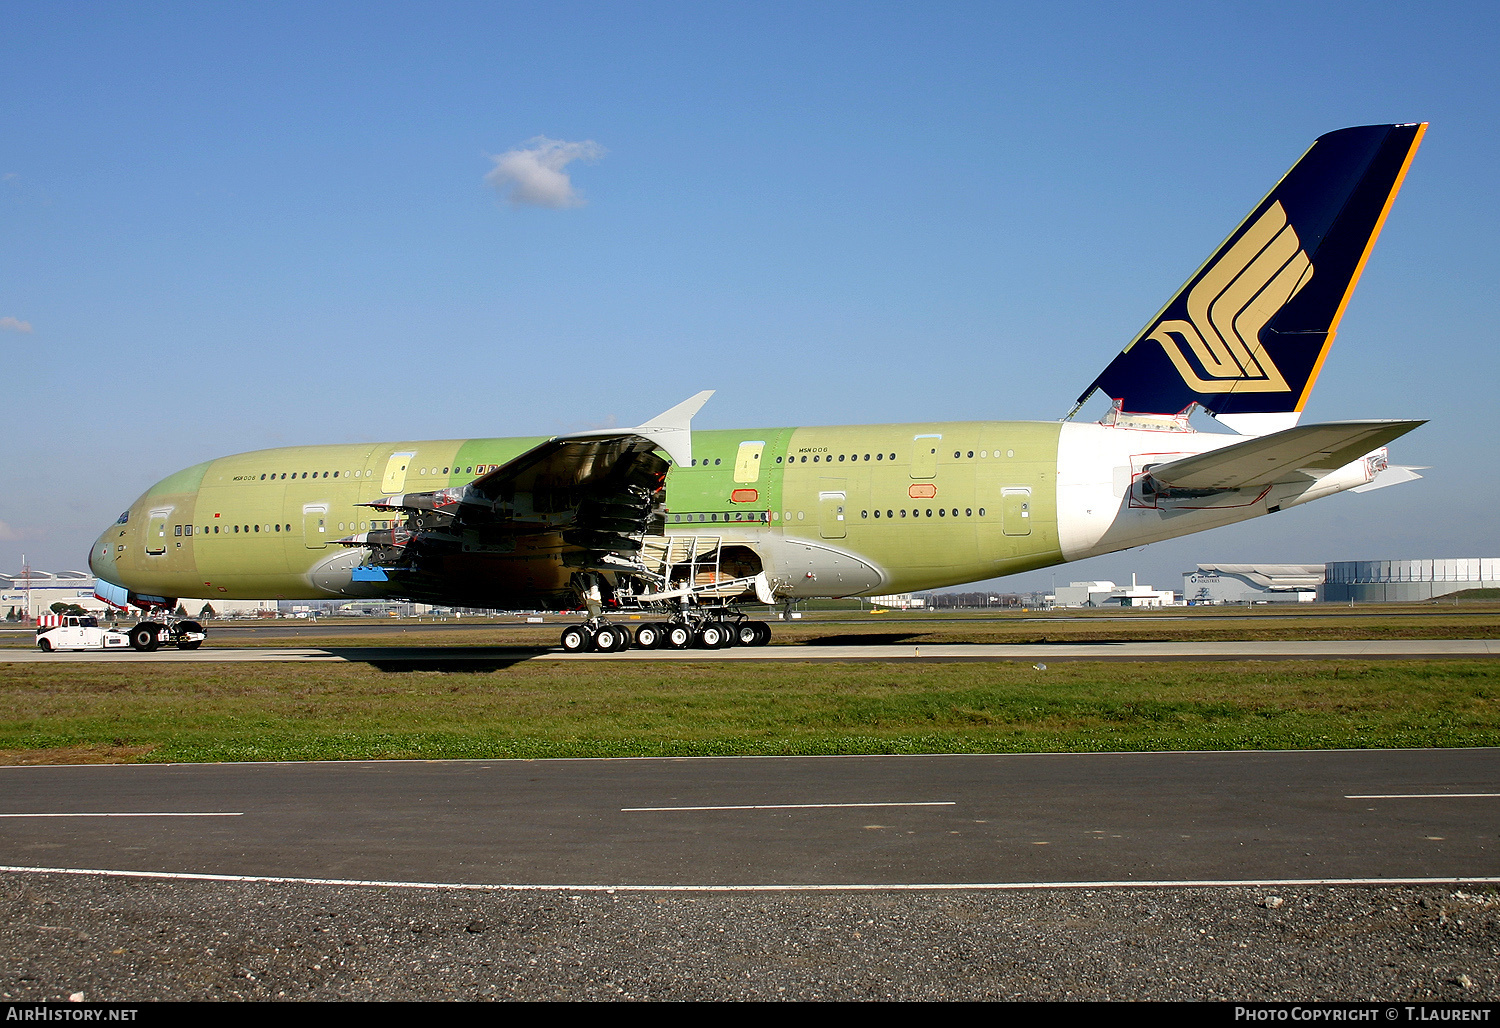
[[116, 511, 130, 524]]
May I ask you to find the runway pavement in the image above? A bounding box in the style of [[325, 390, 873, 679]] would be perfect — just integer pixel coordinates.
[[1, 749, 1496, 890], [2, 638, 1498, 663]]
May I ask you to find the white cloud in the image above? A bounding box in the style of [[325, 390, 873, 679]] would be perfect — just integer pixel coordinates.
[[485, 136, 605, 209], [0, 522, 23, 541], [0, 317, 32, 333]]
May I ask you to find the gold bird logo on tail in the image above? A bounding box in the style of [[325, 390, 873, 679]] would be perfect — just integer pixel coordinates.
[[1149, 201, 1312, 394]]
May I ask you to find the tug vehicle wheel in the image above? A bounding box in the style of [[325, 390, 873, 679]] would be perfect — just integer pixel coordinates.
[[37, 638, 52, 653], [129, 623, 161, 652]]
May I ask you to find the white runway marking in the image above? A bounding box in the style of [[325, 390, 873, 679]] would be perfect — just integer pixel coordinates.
[[0, 812, 244, 818], [1344, 793, 1500, 799], [621, 801, 956, 812], [3, 864, 1498, 893]]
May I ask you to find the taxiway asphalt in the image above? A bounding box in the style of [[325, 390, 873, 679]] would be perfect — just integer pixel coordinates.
[[2, 749, 1496, 890]]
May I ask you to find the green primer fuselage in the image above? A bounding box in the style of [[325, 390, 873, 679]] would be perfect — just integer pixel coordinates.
[[95, 421, 1065, 605]]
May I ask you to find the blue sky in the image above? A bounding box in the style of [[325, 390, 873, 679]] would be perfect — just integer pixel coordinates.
[[3, 1, 1497, 592]]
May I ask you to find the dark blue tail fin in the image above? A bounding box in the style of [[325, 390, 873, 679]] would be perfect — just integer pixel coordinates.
[[1075, 123, 1425, 435]]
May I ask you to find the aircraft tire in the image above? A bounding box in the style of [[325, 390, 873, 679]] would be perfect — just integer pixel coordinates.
[[751, 621, 773, 646], [734, 622, 760, 647], [592, 625, 625, 652], [695, 623, 726, 649], [635, 624, 662, 649], [664, 624, 692, 650], [560, 625, 593, 653], [129, 624, 161, 652]]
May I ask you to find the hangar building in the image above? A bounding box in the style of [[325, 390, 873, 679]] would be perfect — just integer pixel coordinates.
[[1323, 558, 1500, 602], [1182, 564, 1325, 604]]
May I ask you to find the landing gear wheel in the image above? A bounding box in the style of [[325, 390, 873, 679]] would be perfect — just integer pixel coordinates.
[[635, 624, 662, 649], [592, 625, 628, 652], [751, 621, 773, 646], [695, 623, 727, 649], [665, 624, 692, 650], [129, 623, 161, 652], [560, 625, 593, 653], [734, 622, 760, 647]]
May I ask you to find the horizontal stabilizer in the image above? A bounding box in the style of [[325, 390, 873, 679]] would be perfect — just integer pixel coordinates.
[[1146, 420, 1424, 491], [1350, 464, 1426, 493]]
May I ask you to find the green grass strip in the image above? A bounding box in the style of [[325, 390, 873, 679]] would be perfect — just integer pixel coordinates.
[[0, 659, 1496, 764]]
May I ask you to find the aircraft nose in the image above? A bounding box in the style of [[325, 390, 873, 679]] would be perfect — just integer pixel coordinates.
[[89, 524, 122, 588]]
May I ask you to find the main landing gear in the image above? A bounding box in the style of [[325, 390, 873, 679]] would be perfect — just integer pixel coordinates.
[[558, 612, 773, 654]]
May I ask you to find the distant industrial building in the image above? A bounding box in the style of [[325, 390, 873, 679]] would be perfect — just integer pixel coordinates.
[[1182, 564, 1324, 604], [0, 570, 105, 618], [868, 593, 925, 609], [1323, 559, 1500, 602], [1054, 576, 1177, 608], [1, 569, 278, 619]]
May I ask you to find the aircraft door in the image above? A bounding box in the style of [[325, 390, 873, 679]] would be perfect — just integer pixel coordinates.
[[303, 504, 329, 549], [145, 509, 171, 556], [734, 441, 766, 483], [380, 451, 416, 494], [910, 434, 941, 479], [819, 486, 848, 539], [1001, 488, 1032, 537]]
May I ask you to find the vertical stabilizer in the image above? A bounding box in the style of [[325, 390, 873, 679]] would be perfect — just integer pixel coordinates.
[[1075, 124, 1425, 435]]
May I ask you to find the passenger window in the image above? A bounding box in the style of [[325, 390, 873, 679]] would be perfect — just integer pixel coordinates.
[[967, 451, 974, 458], [174, 526, 182, 536]]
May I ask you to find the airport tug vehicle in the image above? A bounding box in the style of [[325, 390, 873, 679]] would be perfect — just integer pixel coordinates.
[[34, 613, 206, 652]]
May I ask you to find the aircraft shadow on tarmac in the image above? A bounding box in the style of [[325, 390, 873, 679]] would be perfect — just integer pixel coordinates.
[[321, 647, 549, 673], [801, 632, 923, 646]]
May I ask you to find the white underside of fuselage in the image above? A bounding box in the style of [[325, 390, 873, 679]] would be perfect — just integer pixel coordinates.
[[1055, 422, 1376, 563]]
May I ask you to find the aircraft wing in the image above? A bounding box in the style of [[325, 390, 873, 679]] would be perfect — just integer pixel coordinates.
[[356, 392, 714, 596], [1145, 420, 1424, 491]]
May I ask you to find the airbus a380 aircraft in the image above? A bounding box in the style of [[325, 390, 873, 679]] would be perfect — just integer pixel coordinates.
[[89, 124, 1427, 652]]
